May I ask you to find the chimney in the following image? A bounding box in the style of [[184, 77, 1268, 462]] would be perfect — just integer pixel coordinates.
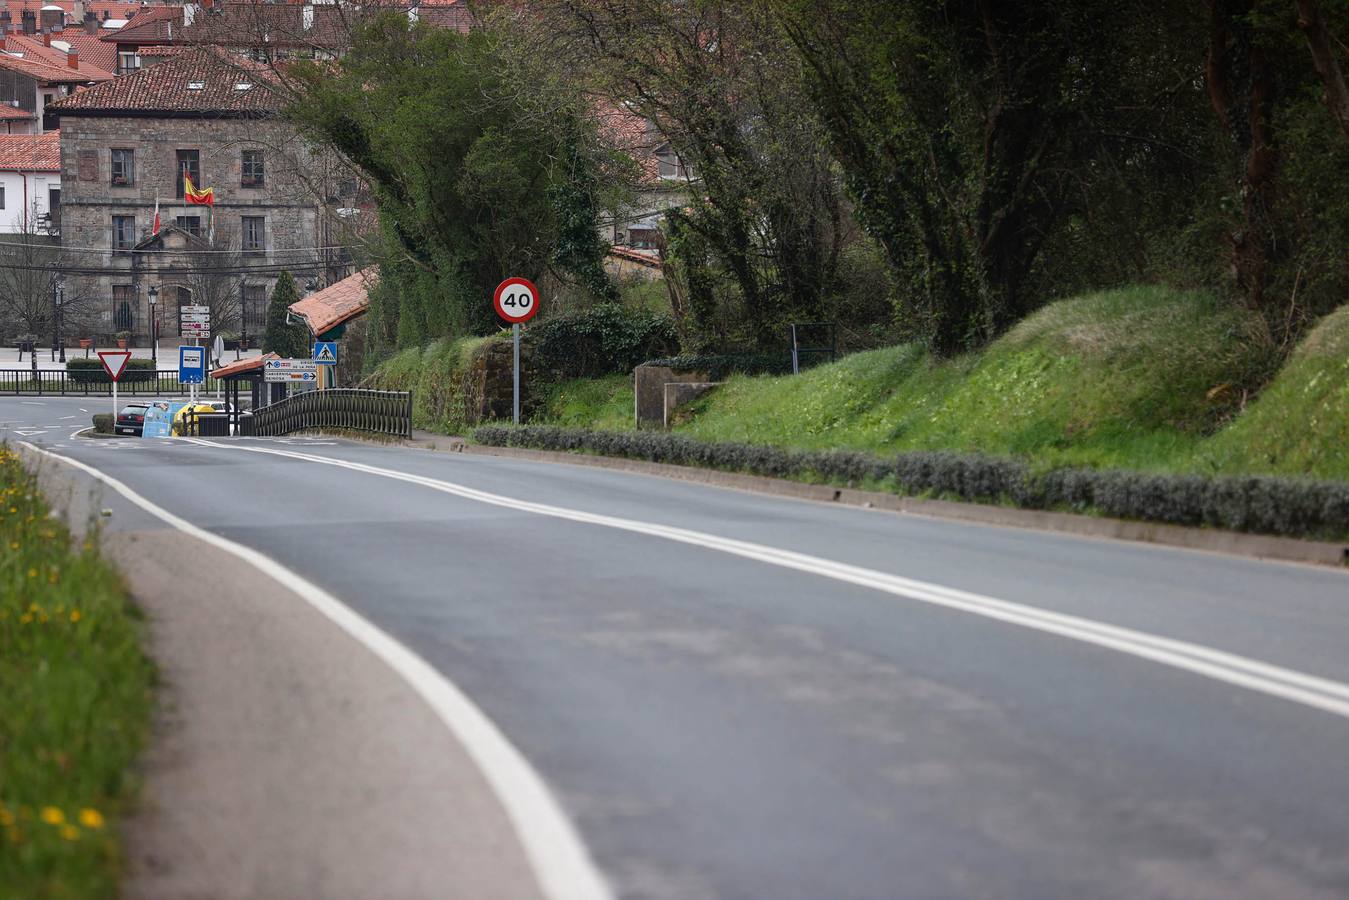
[[84, 11, 97, 35], [0, 30, 7, 52], [43, 29, 51, 47], [202, 0, 213, 9], [302, 3, 313, 31], [21, 11, 36, 35], [67, 49, 77, 69], [182, 3, 195, 27]]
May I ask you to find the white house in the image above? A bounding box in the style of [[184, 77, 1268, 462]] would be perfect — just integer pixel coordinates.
[[0, 130, 60, 233]]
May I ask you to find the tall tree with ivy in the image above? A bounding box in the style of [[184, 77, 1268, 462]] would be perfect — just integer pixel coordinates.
[[280, 16, 616, 350]]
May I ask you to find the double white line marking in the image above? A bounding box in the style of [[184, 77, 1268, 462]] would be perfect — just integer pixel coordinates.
[[190, 438, 1349, 721]]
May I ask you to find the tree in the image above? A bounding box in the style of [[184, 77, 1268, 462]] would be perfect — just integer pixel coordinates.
[[533, 0, 852, 351], [0, 204, 97, 343], [281, 16, 616, 350], [263, 271, 309, 358], [776, 0, 1207, 354]]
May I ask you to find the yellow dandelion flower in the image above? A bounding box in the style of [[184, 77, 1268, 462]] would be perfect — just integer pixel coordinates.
[[19, 613, 33, 625], [39, 807, 64, 825], [7, 541, 16, 550], [26, 567, 37, 579], [78, 809, 104, 829], [47, 572, 59, 584], [37, 613, 48, 624], [59, 824, 79, 841], [69, 610, 81, 623], [28, 603, 38, 613], [0, 808, 13, 827]]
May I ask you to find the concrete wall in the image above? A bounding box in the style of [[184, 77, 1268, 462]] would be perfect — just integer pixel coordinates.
[[58, 114, 327, 341], [634, 364, 712, 429]]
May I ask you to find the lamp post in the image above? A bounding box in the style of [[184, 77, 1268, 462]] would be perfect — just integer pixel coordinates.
[[238, 280, 247, 360], [147, 285, 158, 365], [52, 275, 65, 363]]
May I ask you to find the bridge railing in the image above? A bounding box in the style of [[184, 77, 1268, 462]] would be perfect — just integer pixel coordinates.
[[249, 388, 413, 439]]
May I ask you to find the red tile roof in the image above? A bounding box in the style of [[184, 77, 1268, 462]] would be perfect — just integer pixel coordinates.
[[97, 4, 178, 44], [288, 268, 375, 337], [0, 0, 139, 18], [0, 130, 60, 171], [3, 33, 115, 79], [0, 103, 35, 120], [56, 31, 118, 73], [212, 351, 278, 380], [0, 43, 110, 82], [47, 47, 279, 115]]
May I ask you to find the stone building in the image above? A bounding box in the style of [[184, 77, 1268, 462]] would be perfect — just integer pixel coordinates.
[[47, 47, 350, 344]]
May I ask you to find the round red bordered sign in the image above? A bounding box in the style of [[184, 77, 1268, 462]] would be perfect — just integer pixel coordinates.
[[493, 277, 540, 324]]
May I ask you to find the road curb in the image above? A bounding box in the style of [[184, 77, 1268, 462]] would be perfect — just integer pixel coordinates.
[[408, 436, 1346, 569]]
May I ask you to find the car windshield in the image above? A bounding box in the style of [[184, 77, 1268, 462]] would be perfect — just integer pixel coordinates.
[[119, 405, 147, 416]]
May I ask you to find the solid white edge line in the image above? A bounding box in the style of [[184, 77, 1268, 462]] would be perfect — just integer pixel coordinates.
[[18, 441, 614, 900], [191, 437, 1349, 721]]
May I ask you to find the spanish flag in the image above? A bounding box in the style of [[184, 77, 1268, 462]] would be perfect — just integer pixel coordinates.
[[184, 174, 214, 207]]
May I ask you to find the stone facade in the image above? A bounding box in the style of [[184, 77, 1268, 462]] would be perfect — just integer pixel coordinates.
[[56, 113, 337, 343]]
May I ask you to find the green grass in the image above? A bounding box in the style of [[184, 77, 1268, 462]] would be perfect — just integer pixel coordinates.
[[676, 286, 1277, 472], [530, 375, 635, 432], [1196, 303, 1349, 479], [0, 447, 155, 900]]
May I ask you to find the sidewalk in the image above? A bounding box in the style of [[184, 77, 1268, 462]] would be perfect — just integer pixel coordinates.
[[7, 341, 265, 371]]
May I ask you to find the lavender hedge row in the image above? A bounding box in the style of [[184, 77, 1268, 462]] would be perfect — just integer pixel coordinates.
[[473, 425, 1349, 541]]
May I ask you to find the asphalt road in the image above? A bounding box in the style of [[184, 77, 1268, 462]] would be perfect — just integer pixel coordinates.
[[6, 396, 1349, 900]]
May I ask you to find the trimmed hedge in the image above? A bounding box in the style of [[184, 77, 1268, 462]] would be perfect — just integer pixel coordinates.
[[532, 304, 678, 379], [91, 413, 113, 434], [640, 354, 793, 379], [67, 357, 157, 384], [473, 425, 1349, 541]]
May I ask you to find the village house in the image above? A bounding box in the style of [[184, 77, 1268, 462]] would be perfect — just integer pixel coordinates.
[[0, 129, 58, 232], [48, 47, 352, 345]]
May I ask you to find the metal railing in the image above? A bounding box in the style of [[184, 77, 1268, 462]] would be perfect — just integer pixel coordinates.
[[250, 388, 412, 438], [0, 368, 223, 396]]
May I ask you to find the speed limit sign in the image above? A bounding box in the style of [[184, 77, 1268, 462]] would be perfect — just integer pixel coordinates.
[[493, 277, 539, 324]]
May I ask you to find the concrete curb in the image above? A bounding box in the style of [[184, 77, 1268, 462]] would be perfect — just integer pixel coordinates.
[[390, 433, 1347, 569]]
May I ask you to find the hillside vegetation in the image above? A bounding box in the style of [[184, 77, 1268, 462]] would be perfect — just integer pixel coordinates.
[[673, 287, 1275, 471]]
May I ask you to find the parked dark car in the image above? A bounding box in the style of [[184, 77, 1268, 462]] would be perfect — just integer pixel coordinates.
[[115, 402, 150, 436]]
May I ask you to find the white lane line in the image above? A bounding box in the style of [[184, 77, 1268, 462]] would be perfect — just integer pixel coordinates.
[[191, 437, 1349, 721], [20, 442, 613, 900], [60, 415, 76, 420]]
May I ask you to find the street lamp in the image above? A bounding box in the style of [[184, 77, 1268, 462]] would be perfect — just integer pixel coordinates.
[[147, 285, 158, 365], [52, 275, 65, 363]]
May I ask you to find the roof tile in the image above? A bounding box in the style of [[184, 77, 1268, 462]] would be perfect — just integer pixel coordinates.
[[47, 47, 278, 115], [0, 130, 60, 171], [288, 269, 376, 337]]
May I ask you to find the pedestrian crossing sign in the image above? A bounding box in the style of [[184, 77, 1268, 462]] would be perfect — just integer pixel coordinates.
[[313, 342, 338, 365]]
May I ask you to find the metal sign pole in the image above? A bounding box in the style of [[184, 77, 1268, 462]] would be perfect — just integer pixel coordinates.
[[513, 322, 520, 425], [112, 377, 117, 421]]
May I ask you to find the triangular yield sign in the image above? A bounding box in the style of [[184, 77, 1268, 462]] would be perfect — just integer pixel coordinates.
[[97, 350, 132, 381]]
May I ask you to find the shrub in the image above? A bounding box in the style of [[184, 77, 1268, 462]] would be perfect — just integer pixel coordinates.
[[532, 303, 678, 379], [67, 357, 156, 384], [91, 413, 113, 433], [473, 425, 1349, 541]]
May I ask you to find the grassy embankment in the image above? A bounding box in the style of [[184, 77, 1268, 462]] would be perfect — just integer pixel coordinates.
[[0, 447, 155, 900], [528, 286, 1349, 481]]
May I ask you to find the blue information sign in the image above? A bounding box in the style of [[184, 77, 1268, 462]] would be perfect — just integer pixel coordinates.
[[179, 346, 206, 384], [313, 341, 338, 365]]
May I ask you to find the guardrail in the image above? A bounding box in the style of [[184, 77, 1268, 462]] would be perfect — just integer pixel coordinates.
[[250, 389, 412, 439], [0, 368, 223, 396]]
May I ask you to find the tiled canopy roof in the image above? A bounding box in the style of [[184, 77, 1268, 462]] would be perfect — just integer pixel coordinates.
[[288, 268, 375, 337], [47, 47, 278, 115], [0, 130, 60, 171], [0, 103, 35, 120]]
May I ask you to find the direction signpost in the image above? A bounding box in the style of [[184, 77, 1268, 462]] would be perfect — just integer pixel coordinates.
[[97, 349, 132, 420], [263, 358, 319, 383], [493, 277, 539, 425]]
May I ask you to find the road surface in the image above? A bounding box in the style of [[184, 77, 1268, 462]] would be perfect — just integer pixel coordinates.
[[5, 396, 1349, 900]]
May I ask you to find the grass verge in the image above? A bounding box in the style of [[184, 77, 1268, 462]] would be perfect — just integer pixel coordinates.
[[0, 445, 155, 900]]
